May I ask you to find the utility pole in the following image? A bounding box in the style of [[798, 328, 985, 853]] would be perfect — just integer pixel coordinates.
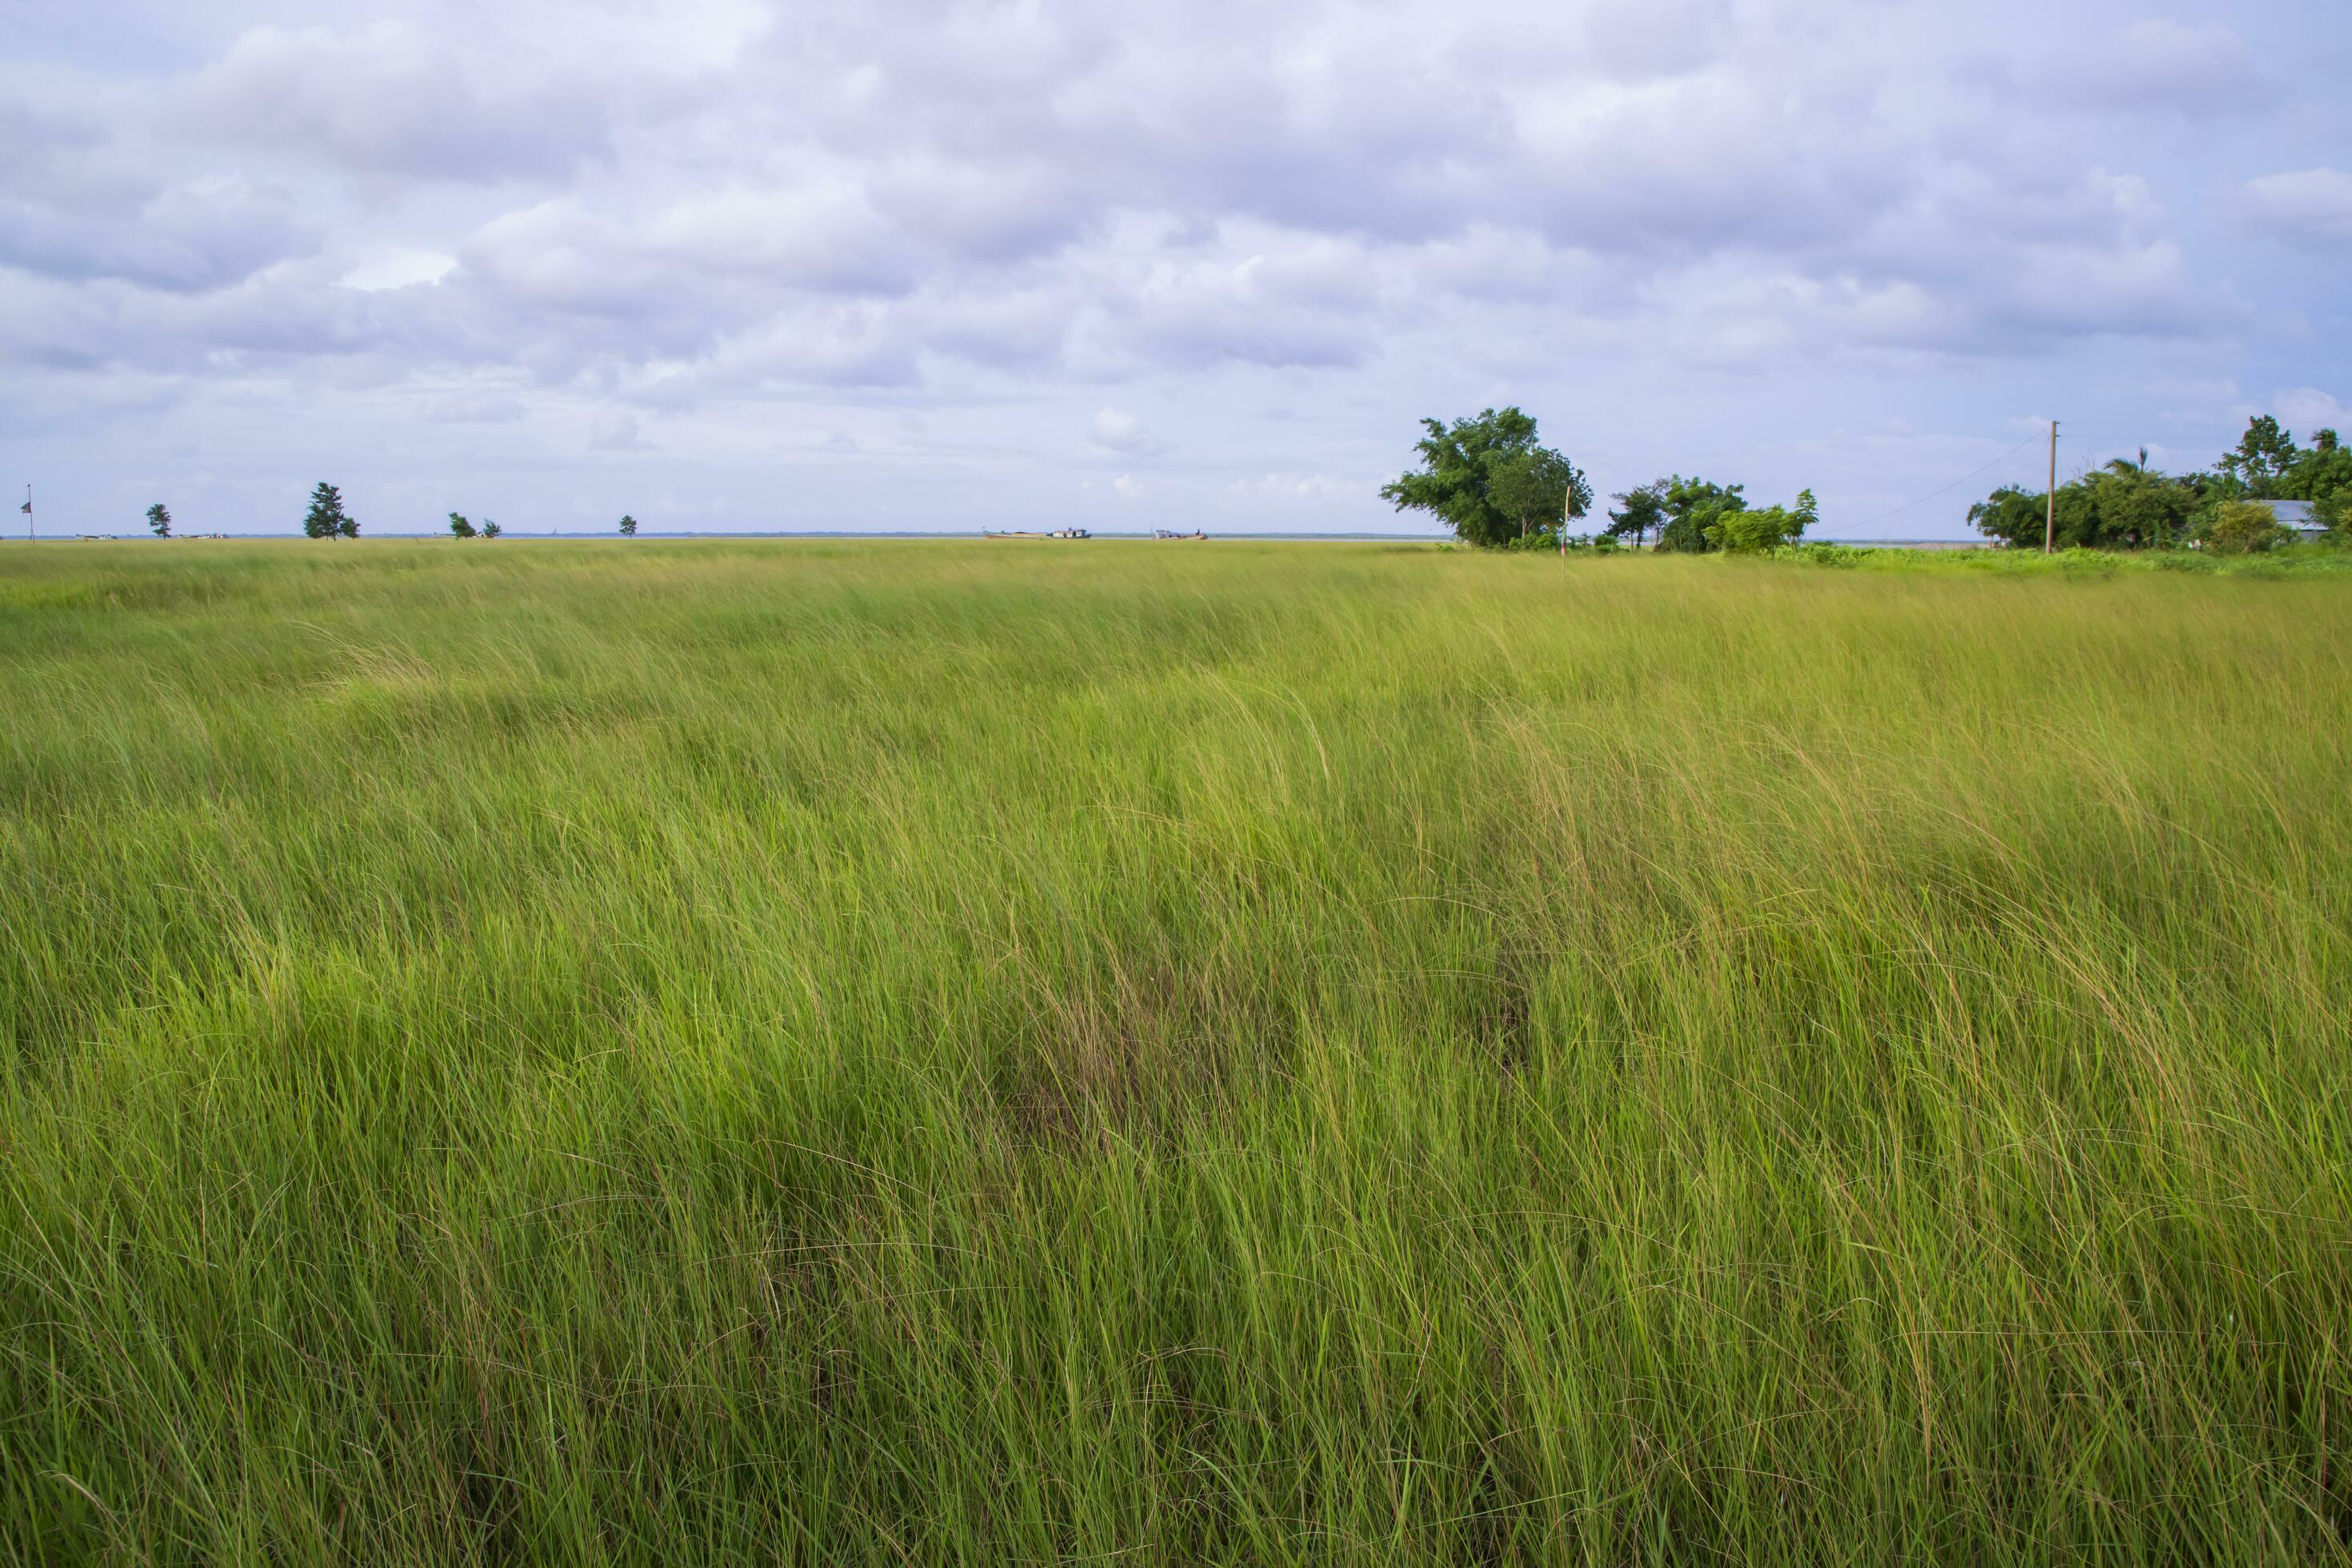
[[2044, 421, 2058, 554]]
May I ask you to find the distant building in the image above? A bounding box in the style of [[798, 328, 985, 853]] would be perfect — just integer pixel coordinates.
[[2259, 500, 2324, 538]]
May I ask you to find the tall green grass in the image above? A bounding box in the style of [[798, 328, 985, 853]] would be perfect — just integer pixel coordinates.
[[3, 539, 2349, 1563]]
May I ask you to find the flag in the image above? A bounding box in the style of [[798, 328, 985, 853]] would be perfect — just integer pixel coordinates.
[[17, 500, 27, 514]]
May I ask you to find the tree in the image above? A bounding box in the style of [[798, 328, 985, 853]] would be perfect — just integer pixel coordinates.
[[1707, 489, 1816, 554], [1603, 483, 1665, 549], [1487, 448, 1593, 542], [1654, 476, 1746, 553], [2316, 488, 2352, 537], [1970, 457, 2200, 550], [146, 503, 171, 538], [2219, 416, 2299, 497], [1381, 407, 1587, 548], [618, 514, 638, 537], [447, 511, 477, 538], [1969, 486, 2048, 548], [303, 482, 355, 539], [2085, 459, 2198, 549], [481, 519, 502, 539], [2202, 500, 2293, 555], [2282, 427, 2352, 506]]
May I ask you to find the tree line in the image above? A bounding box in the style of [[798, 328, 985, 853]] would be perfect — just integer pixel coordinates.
[[1384, 406, 2350, 555], [1969, 417, 2351, 553], [1382, 407, 1816, 554], [133, 485, 645, 539]]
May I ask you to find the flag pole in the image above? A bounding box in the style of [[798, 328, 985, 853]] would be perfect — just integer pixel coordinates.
[[21, 484, 30, 544]]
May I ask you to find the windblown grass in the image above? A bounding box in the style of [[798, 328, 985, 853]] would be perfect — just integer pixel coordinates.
[[3, 539, 2349, 1563]]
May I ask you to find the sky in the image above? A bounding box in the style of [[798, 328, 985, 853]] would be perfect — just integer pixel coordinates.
[[3, 0, 2348, 539]]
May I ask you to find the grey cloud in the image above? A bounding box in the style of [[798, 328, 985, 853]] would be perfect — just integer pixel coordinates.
[[867, 158, 1089, 266], [8, 0, 2255, 394], [0, 176, 315, 293], [184, 22, 611, 182], [1570, 0, 1738, 80], [1961, 19, 2261, 120], [644, 183, 920, 294], [899, 287, 1071, 374], [422, 389, 526, 422], [4, 0, 2344, 542], [2066, 20, 2262, 112], [589, 407, 647, 450]]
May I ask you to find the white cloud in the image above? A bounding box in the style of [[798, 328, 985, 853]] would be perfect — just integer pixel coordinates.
[[1090, 407, 1161, 454], [2274, 388, 2351, 434], [342, 248, 458, 292], [2243, 169, 2352, 245]]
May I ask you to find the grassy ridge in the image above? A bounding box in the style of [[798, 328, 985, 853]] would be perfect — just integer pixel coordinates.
[[3, 541, 2350, 1563]]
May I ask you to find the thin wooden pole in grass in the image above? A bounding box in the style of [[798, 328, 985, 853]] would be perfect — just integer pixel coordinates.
[[2044, 421, 2058, 554]]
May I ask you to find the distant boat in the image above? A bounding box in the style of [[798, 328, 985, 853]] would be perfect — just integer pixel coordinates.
[[985, 528, 1092, 540], [1154, 530, 1207, 540]]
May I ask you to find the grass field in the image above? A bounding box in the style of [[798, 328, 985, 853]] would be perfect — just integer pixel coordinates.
[[3, 539, 2350, 1564]]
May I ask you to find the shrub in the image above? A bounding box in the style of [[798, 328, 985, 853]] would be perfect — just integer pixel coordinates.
[[2201, 501, 2294, 556], [1778, 542, 1874, 567]]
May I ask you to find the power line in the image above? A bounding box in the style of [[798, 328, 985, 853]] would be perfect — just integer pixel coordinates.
[[1822, 433, 2046, 538]]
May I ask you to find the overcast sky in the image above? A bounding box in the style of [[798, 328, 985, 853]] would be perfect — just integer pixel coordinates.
[[4, 0, 2347, 538]]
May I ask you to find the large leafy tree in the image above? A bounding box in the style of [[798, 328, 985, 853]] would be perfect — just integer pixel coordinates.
[[1488, 448, 1594, 542], [2218, 416, 2299, 497], [1654, 477, 1746, 553], [145, 503, 170, 538], [303, 482, 356, 539], [447, 511, 477, 538], [1382, 407, 1588, 547], [618, 514, 638, 538]]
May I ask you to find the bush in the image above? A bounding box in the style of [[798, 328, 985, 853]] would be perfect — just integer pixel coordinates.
[[2200, 501, 2294, 556], [1777, 542, 1875, 567]]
